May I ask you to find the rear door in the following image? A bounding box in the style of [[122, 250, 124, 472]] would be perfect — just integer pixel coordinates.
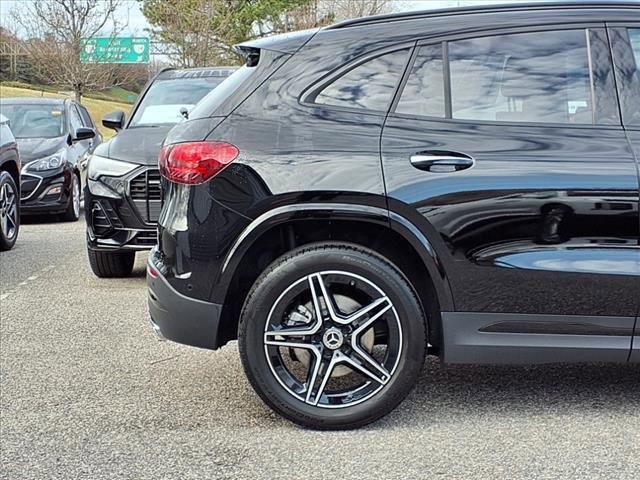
[[381, 25, 640, 362], [610, 24, 640, 362]]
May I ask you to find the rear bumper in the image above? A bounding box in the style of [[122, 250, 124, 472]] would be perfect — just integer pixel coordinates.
[[147, 252, 222, 350]]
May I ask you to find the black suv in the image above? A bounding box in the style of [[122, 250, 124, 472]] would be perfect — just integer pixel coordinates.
[[148, 1, 640, 429], [0, 113, 20, 251], [85, 67, 235, 277]]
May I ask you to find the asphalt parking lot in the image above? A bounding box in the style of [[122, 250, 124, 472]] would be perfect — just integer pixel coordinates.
[[1, 214, 639, 480]]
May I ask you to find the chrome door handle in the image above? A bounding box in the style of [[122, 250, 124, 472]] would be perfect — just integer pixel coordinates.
[[410, 151, 475, 172]]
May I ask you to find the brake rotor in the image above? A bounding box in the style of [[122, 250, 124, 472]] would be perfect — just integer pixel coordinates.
[[286, 295, 375, 378]]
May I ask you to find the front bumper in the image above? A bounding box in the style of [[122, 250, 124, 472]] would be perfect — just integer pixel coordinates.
[[85, 167, 162, 251], [20, 169, 70, 215], [147, 251, 222, 350]]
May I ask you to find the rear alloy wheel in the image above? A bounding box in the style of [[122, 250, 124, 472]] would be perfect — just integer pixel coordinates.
[[61, 173, 80, 222], [239, 243, 427, 429], [0, 171, 19, 251]]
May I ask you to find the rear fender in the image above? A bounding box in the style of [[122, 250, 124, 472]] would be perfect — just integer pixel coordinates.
[[215, 201, 454, 311]]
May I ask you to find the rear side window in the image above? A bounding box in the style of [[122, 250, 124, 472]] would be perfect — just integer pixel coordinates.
[[313, 49, 410, 112], [449, 30, 592, 124], [395, 29, 615, 126], [630, 28, 640, 66], [610, 27, 640, 126], [625, 28, 640, 123], [396, 44, 446, 118]]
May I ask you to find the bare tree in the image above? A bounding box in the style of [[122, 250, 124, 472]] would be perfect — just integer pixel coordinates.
[[326, 0, 391, 20], [10, 0, 142, 102]]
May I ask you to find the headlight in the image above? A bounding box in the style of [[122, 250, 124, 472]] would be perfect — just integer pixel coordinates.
[[88, 155, 138, 180], [27, 150, 67, 171]]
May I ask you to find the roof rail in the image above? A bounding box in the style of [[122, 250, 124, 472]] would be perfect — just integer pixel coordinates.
[[326, 1, 640, 30]]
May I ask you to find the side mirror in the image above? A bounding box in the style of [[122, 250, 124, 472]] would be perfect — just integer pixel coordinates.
[[72, 127, 96, 143], [179, 107, 189, 119], [102, 110, 125, 131]]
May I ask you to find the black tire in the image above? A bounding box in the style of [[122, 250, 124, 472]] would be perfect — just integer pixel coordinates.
[[61, 173, 80, 222], [87, 247, 135, 278], [0, 171, 19, 251], [238, 242, 427, 430]]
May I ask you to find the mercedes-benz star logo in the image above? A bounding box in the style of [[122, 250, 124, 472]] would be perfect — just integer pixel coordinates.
[[322, 328, 344, 350]]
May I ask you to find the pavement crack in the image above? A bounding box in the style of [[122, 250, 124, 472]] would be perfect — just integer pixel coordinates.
[[150, 354, 181, 365]]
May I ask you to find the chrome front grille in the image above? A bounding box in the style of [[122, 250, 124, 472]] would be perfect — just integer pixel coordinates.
[[129, 169, 163, 224]]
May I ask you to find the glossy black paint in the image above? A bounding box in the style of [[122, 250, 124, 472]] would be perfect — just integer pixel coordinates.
[[0, 117, 20, 186], [102, 110, 125, 131], [147, 254, 222, 349], [94, 126, 172, 167], [86, 67, 234, 253], [0, 97, 100, 216], [610, 22, 640, 358], [152, 3, 640, 361]]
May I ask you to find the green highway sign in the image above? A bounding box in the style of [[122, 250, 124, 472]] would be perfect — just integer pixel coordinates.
[[80, 37, 149, 64]]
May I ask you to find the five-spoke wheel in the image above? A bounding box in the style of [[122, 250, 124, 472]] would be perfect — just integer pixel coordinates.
[[239, 243, 426, 429], [0, 171, 19, 251], [263, 271, 401, 408]]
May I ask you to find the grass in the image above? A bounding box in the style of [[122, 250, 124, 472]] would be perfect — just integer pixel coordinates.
[[0, 84, 132, 139], [107, 86, 138, 104]]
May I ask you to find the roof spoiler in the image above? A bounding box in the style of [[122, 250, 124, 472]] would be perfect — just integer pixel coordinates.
[[233, 28, 320, 65]]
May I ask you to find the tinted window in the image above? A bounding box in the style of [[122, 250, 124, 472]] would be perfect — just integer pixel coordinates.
[[396, 44, 446, 117], [0, 104, 65, 138], [611, 28, 640, 125], [314, 49, 410, 112], [630, 28, 640, 67], [130, 76, 226, 126], [449, 30, 593, 124], [189, 67, 252, 120], [627, 28, 640, 123]]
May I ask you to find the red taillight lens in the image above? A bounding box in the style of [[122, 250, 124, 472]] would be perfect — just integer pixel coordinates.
[[147, 265, 159, 278], [159, 141, 239, 185]]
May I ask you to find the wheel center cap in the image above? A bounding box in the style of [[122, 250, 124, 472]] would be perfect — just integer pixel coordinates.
[[322, 327, 344, 350]]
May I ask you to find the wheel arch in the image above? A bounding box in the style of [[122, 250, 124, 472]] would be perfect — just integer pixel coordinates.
[[0, 159, 20, 192], [213, 202, 454, 350]]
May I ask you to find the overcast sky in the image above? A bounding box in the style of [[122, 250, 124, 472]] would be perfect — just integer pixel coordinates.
[[1, 0, 539, 36]]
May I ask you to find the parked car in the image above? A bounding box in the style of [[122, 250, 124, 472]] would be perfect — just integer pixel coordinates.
[[85, 67, 236, 277], [0, 114, 20, 251], [147, 1, 640, 429], [0, 98, 99, 222]]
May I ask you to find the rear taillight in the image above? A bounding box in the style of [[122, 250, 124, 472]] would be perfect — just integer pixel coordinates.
[[158, 141, 239, 185]]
